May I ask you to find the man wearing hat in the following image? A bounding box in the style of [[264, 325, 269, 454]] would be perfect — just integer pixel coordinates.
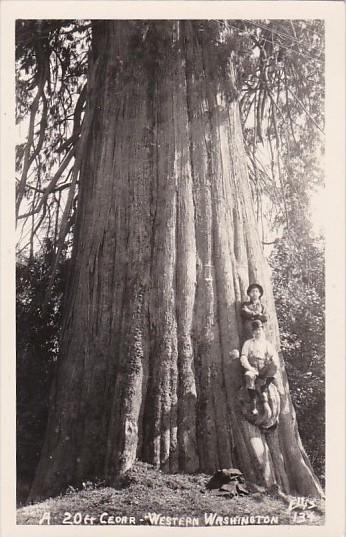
[[241, 283, 267, 339]]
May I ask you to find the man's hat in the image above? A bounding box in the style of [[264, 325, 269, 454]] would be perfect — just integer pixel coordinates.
[[247, 283, 264, 297]]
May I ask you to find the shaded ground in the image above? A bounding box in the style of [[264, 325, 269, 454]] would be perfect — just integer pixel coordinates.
[[17, 461, 324, 527]]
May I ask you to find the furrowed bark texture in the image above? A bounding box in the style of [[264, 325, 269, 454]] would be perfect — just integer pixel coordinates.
[[30, 21, 323, 500]]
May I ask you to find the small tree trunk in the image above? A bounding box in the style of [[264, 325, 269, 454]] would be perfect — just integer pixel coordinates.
[[29, 21, 323, 501]]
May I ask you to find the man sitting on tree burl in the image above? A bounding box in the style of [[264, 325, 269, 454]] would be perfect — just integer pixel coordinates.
[[240, 319, 279, 415]]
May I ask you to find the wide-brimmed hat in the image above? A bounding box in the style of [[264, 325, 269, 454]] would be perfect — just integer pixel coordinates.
[[247, 283, 264, 297]]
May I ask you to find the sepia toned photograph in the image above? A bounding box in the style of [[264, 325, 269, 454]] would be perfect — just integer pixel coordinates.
[[0, 2, 345, 536]]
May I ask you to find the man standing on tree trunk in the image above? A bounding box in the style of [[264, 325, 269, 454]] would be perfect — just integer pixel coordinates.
[[241, 283, 268, 339]]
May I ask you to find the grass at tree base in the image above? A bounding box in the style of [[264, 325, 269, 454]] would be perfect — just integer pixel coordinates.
[[17, 461, 325, 526]]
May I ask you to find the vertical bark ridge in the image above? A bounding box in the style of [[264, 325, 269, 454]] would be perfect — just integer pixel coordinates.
[[173, 52, 199, 472], [182, 22, 207, 471], [181, 21, 219, 471], [276, 364, 324, 496], [203, 83, 236, 468], [93, 66, 142, 477], [193, 150, 220, 471], [136, 118, 154, 463], [227, 106, 251, 318], [142, 65, 178, 470], [265, 429, 291, 493], [104, 65, 152, 479], [214, 96, 242, 345], [238, 422, 274, 487], [156, 83, 177, 473], [224, 107, 251, 343], [210, 153, 247, 467]]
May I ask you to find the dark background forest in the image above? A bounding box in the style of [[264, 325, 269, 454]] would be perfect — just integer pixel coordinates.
[[15, 19, 325, 502]]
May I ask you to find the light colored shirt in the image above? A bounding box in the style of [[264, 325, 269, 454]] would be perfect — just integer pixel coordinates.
[[240, 336, 279, 372]]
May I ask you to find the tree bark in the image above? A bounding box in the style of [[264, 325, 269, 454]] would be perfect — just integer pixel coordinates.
[[29, 21, 323, 501]]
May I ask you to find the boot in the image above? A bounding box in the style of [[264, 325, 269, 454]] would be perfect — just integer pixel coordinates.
[[248, 389, 258, 415]]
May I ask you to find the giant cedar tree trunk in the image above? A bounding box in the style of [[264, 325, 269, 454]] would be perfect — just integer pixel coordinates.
[[29, 21, 323, 500]]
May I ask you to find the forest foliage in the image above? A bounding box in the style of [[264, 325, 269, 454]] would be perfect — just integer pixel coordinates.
[[269, 229, 325, 481], [15, 19, 325, 497]]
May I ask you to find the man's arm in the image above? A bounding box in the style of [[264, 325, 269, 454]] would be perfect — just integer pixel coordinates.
[[240, 302, 255, 320], [266, 342, 280, 367], [267, 343, 285, 394], [240, 341, 257, 372], [258, 303, 268, 323]]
